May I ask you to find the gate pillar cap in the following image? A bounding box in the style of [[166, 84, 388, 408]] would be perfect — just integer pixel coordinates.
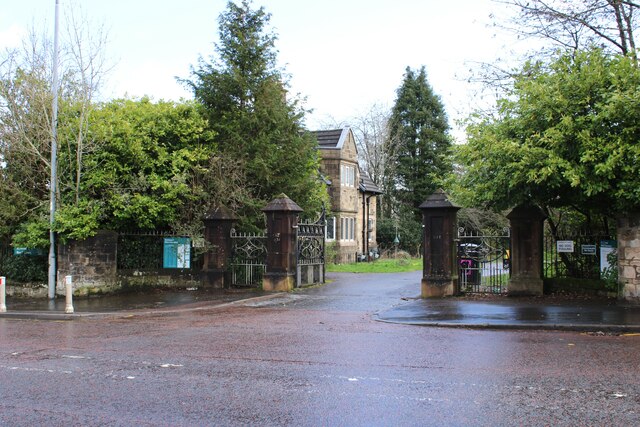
[[204, 205, 237, 221], [262, 194, 303, 213], [506, 204, 547, 221], [419, 189, 460, 211]]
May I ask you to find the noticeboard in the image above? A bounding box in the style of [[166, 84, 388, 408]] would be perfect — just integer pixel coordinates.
[[600, 240, 617, 276], [163, 237, 191, 269]]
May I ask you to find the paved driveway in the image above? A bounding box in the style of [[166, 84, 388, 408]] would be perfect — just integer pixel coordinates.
[[1, 271, 639, 426]]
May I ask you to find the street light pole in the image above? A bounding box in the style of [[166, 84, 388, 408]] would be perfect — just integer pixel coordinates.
[[48, 0, 60, 300]]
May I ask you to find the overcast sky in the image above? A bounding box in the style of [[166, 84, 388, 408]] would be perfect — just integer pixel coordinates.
[[1, 0, 523, 140]]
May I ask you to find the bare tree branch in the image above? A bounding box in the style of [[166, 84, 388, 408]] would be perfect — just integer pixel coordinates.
[[492, 0, 639, 61]]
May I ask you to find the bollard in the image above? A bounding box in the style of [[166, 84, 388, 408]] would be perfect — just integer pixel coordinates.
[[65, 275, 74, 314], [0, 276, 6, 312]]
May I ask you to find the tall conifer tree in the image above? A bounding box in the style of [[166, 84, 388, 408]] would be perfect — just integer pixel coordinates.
[[187, 0, 326, 228], [388, 66, 452, 218]]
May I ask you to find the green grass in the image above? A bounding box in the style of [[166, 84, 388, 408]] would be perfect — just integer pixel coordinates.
[[327, 258, 422, 273]]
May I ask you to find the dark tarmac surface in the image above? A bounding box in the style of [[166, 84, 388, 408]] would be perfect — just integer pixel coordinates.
[[376, 294, 640, 331], [1, 287, 267, 319], [2, 271, 640, 425], [2, 271, 639, 331]]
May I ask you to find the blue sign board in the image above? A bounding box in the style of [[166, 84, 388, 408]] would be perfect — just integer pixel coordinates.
[[13, 248, 44, 256], [163, 237, 191, 269]]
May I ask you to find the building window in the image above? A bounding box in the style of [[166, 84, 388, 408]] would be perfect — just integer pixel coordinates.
[[340, 217, 355, 241], [351, 218, 355, 240], [340, 164, 356, 187], [326, 217, 336, 241]]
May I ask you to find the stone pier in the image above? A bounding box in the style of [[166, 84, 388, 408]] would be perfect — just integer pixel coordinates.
[[617, 213, 640, 301], [419, 190, 460, 298]]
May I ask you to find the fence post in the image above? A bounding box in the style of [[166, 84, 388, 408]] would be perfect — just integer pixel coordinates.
[[202, 206, 237, 288], [419, 190, 461, 298], [0, 276, 6, 312], [64, 275, 74, 314], [262, 194, 303, 292], [506, 205, 547, 296]]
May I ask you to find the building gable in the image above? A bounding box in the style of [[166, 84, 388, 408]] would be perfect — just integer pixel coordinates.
[[312, 127, 381, 263], [313, 128, 358, 163]]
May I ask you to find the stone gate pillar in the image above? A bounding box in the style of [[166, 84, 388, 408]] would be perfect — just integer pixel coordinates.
[[202, 206, 237, 288], [506, 205, 547, 296], [617, 212, 640, 301], [419, 190, 461, 298], [262, 194, 303, 292]]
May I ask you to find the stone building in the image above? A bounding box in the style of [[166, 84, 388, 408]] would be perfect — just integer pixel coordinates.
[[313, 128, 382, 263]]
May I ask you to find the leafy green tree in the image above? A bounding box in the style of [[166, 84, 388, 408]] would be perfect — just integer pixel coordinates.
[[455, 49, 640, 218], [0, 13, 109, 245], [58, 98, 244, 235], [0, 63, 56, 242], [186, 0, 327, 228], [12, 98, 246, 246], [388, 66, 452, 220], [376, 216, 423, 256]]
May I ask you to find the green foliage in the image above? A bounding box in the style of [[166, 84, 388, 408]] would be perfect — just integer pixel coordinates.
[[76, 98, 214, 232], [327, 257, 422, 273], [188, 0, 328, 228], [9, 96, 240, 247], [455, 49, 640, 215], [54, 200, 101, 242], [117, 235, 163, 270], [0, 254, 48, 283], [0, 67, 54, 242], [602, 250, 619, 292], [376, 214, 423, 256], [12, 218, 50, 249], [324, 240, 339, 265], [389, 66, 452, 218]]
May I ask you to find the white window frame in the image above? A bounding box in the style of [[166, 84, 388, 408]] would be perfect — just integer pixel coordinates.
[[326, 217, 336, 241], [340, 164, 356, 188], [340, 217, 355, 241], [350, 218, 355, 240]]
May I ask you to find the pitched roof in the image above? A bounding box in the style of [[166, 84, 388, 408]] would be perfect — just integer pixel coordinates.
[[359, 168, 383, 194], [312, 128, 350, 150]]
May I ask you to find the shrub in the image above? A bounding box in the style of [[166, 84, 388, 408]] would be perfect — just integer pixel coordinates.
[[0, 254, 48, 283]]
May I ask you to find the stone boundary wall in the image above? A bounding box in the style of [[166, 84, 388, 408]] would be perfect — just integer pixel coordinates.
[[618, 213, 640, 301], [117, 270, 200, 291], [57, 231, 119, 296], [5, 283, 48, 298]]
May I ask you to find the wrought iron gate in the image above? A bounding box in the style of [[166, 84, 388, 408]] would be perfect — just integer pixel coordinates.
[[457, 227, 511, 294], [230, 229, 266, 287], [296, 218, 326, 287], [229, 213, 326, 288]]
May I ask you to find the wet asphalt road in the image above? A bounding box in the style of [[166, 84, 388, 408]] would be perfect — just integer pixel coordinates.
[[1, 272, 639, 426]]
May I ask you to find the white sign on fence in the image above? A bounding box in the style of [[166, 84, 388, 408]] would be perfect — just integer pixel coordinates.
[[600, 240, 617, 277], [557, 240, 575, 253]]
